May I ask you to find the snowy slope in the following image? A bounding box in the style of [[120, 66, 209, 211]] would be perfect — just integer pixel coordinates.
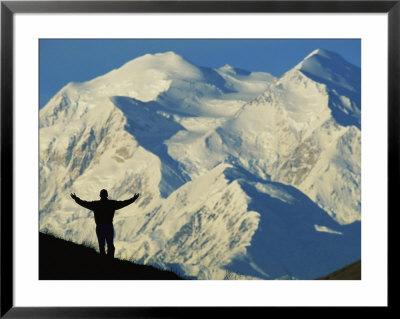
[[39, 50, 361, 279], [295, 49, 361, 128], [197, 50, 361, 224]]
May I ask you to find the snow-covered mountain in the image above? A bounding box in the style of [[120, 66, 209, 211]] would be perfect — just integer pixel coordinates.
[[39, 49, 361, 280]]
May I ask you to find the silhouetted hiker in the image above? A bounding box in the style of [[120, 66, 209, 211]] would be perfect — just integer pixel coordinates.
[[70, 189, 139, 258]]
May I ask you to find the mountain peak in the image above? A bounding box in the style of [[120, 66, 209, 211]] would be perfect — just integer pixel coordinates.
[[217, 64, 252, 77], [137, 51, 186, 62], [295, 48, 348, 70], [292, 48, 360, 95], [302, 48, 334, 60], [120, 51, 196, 73], [219, 64, 235, 71]]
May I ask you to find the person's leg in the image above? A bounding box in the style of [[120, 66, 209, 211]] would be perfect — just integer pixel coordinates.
[[96, 225, 106, 255], [105, 224, 115, 258]]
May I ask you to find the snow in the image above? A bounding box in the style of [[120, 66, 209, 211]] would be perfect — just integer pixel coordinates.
[[314, 225, 343, 235], [295, 48, 361, 129], [39, 49, 361, 280]]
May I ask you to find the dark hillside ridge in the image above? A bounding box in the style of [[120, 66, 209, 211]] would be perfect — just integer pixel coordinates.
[[40, 232, 360, 280], [317, 260, 361, 280], [39, 232, 183, 280]]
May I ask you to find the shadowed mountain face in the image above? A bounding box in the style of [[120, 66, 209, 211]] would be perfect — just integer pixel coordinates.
[[221, 166, 361, 280], [39, 49, 361, 280], [111, 96, 191, 198]]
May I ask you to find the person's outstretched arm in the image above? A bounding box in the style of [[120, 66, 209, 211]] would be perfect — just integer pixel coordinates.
[[70, 193, 94, 210], [114, 193, 140, 210]]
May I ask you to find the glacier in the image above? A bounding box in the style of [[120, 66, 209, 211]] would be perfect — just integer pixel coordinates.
[[39, 49, 361, 280]]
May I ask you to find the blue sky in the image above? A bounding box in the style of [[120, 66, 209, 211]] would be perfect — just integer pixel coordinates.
[[39, 39, 360, 108]]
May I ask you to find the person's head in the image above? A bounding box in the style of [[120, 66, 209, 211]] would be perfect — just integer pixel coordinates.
[[100, 189, 108, 199]]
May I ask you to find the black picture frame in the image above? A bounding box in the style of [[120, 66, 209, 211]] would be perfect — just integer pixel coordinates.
[[1, 0, 395, 317]]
